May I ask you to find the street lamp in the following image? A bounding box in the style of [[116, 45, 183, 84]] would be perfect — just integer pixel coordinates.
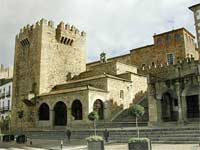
[[17, 110, 24, 133]]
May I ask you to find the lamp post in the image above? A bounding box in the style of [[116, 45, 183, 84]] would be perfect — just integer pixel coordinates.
[[17, 110, 24, 133]]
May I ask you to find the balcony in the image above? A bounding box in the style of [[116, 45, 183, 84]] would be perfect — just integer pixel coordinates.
[[0, 106, 9, 112]]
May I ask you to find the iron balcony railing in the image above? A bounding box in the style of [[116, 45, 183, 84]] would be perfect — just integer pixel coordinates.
[[0, 106, 10, 112]]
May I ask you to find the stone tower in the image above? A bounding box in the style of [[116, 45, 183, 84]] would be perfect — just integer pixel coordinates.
[[11, 19, 86, 129]]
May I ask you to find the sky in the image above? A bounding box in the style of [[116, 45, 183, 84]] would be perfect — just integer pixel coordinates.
[[0, 0, 199, 66]]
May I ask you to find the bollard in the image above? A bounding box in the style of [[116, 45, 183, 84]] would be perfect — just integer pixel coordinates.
[[61, 140, 63, 150], [30, 139, 32, 145]]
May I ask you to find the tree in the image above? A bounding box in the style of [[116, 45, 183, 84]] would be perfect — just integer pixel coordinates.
[[129, 104, 145, 138], [88, 111, 99, 136], [5, 112, 11, 132]]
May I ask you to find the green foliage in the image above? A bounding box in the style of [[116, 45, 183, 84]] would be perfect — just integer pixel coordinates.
[[86, 135, 104, 142], [88, 111, 99, 121], [128, 104, 145, 118], [128, 138, 149, 143]]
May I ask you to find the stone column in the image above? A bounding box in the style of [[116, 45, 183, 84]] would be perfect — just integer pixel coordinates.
[[148, 83, 158, 126], [175, 81, 184, 124], [50, 109, 54, 129], [156, 98, 162, 124], [181, 96, 188, 122], [67, 107, 72, 127]]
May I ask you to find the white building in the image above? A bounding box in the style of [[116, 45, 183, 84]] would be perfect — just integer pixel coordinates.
[[189, 3, 200, 49], [0, 79, 12, 119]]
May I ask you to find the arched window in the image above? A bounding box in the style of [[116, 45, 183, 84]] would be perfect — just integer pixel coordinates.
[[71, 100, 83, 120], [39, 103, 49, 120]]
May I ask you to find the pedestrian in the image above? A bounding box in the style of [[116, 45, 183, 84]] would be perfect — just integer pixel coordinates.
[[66, 128, 71, 143], [104, 128, 109, 142]]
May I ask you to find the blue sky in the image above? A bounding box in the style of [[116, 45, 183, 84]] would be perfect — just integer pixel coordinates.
[[0, 0, 199, 66]]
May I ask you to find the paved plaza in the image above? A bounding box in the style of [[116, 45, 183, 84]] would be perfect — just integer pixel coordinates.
[[0, 139, 199, 150]]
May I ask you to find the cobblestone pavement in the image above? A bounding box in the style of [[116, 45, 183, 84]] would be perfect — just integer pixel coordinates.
[[0, 139, 199, 150]]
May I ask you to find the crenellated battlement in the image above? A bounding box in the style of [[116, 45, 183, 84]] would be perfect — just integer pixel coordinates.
[[139, 56, 198, 75], [16, 18, 86, 40]]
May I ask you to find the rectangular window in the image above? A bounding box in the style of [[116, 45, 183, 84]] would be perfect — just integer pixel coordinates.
[[167, 53, 174, 65], [120, 90, 124, 99]]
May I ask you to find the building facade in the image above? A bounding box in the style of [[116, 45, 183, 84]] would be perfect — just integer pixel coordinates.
[[140, 57, 200, 125], [189, 3, 200, 49], [0, 79, 12, 119], [88, 28, 199, 69]]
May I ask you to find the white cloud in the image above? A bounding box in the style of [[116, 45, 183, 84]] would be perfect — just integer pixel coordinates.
[[0, 0, 199, 66]]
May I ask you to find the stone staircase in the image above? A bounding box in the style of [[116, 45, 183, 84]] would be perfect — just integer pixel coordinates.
[[111, 95, 149, 125], [26, 126, 200, 144]]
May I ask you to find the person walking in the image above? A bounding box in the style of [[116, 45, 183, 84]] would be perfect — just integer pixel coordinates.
[[104, 128, 109, 142], [66, 128, 71, 143]]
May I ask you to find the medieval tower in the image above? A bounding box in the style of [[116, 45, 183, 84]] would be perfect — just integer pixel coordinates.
[[11, 19, 86, 129]]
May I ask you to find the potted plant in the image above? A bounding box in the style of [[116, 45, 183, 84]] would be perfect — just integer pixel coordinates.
[[86, 135, 104, 150], [128, 104, 151, 150], [86, 111, 104, 150], [128, 138, 150, 150]]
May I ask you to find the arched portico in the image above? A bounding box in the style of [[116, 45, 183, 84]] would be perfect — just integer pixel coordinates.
[[161, 92, 178, 122], [54, 101, 67, 126], [38, 103, 50, 120], [71, 100, 83, 120]]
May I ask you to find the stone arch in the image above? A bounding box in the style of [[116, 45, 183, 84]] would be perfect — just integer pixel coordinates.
[[181, 84, 199, 96], [161, 91, 178, 122], [54, 101, 67, 126], [157, 88, 177, 100], [93, 99, 104, 120], [38, 103, 50, 120], [71, 100, 83, 120]]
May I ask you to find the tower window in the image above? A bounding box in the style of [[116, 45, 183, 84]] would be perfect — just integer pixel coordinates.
[[165, 35, 171, 43], [157, 38, 162, 45], [120, 90, 124, 99], [20, 38, 30, 47], [167, 53, 174, 65], [174, 33, 180, 41]]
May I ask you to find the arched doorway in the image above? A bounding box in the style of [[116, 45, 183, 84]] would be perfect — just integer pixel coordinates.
[[71, 100, 83, 120], [161, 92, 178, 121], [39, 103, 50, 120], [54, 101, 67, 126], [93, 99, 104, 120], [183, 85, 200, 119]]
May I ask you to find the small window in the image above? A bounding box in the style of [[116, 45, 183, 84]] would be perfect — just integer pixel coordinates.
[[174, 99, 178, 106], [157, 38, 162, 45], [165, 35, 171, 43], [167, 53, 174, 65], [174, 33, 180, 41], [120, 90, 124, 99]]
